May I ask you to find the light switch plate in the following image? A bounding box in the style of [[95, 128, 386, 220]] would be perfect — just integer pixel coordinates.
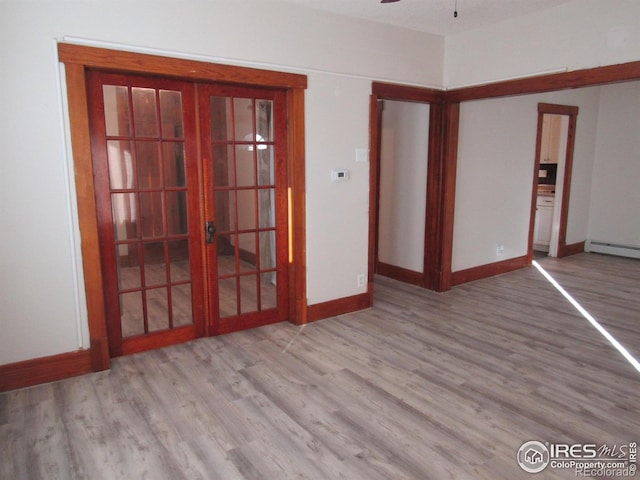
[[356, 148, 368, 163]]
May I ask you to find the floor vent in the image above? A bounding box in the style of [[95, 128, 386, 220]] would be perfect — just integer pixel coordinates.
[[586, 240, 640, 259]]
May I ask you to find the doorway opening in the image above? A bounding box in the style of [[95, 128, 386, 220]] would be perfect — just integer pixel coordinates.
[[375, 99, 430, 286], [368, 82, 446, 294], [529, 103, 579, 261], [87, 72, 292, 356], [59, 43, 307, 368]]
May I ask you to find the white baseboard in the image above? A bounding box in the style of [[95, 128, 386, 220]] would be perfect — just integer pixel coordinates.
[[585, 240, 640, 260]]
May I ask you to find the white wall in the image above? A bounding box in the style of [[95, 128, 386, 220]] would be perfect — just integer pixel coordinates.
[[2, 0, 639, 366], [452, 87, 600, 272], [378, 100, 430, 273], [304, 72, 372, 304], [445, 0, 640, 271], [588, 82, 640, 247], [445, 0, 640, 87], [0, 0, 443, 364]]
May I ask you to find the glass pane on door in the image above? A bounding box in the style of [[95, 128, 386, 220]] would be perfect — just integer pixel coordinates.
[[102, 83, 195, 337], [209, 95, 278, 319], [103, 85, 131, 137]]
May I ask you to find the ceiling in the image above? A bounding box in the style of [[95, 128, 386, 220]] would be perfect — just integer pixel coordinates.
[[276, 0, 576, 36]]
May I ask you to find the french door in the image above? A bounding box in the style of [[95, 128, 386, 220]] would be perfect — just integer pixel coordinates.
[[199, 84, 289, 335], [88, 72, 289, 356]]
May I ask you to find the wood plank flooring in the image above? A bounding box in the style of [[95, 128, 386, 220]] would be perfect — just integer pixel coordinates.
[[1, 253, 639, 479]]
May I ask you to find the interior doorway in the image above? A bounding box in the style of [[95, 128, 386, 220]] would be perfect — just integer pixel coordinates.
[[368, 83, 446, 293], [87, 71, 291, 357], [375, 99, 430, 286], [60, 43, 307, 371], [529, 103, 579, 261]]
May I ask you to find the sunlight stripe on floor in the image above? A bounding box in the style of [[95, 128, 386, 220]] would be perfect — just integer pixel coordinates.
[[533, 260, 640, 375]]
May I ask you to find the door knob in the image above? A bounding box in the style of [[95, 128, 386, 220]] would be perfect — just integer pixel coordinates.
[[205, 221, 216, 244]]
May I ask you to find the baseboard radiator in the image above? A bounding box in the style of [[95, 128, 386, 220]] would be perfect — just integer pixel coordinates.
[[585, 240, 640, 259]]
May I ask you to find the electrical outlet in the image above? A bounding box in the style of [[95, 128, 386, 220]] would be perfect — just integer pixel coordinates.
[[357, 273, 366, 287], [497, 244, 505, 255]]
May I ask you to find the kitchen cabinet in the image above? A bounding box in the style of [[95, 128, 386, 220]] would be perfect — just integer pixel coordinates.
[[533, 195, 554, 249], [540, 115, 561, 164]]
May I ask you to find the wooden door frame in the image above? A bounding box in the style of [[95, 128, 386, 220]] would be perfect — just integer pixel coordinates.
[[368, 82, 449, 295], [373, 60, 640, 293], [527, 103, 580, 262], [58, 43, 307, 371], [442, 61, 640, 289]]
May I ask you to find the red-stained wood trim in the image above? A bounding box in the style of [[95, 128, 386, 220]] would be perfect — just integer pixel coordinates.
[[367, 94, 380, 291], [424, 101, 444, 290], [376, 262, 424, 287], [194, 83, 212, 337], [63, 63, 111, 372], [436, 102, 460, 292], [0, 350, 93, 392], [306, 293, 372, 323], [288, 88, 308, 326], [558, 241, 585, 258], [446, 60, 640, 102], [120, 327, 196, 356], [557, 110, 578, 255], [215, 310, 282, 335], [372, 82, 445, 103], [527, 111, 546, 264], [58, 43, 307, 89], [538, 103, 579, 116], [451, 255, 529, 287]]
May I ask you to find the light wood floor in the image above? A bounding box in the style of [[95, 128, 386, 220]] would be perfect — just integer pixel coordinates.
[[1, 253, 639, 479]]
